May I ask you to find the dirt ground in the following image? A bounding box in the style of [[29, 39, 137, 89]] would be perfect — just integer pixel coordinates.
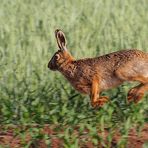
[[0, 124, 148, 148]]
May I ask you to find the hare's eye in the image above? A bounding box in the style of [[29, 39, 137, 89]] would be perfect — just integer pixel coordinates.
[[55, 54, 60, 60]]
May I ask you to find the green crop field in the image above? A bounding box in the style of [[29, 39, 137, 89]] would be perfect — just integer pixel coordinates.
[[0, 0, 148, 147]]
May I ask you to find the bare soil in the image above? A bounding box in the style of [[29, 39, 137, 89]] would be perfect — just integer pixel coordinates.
[[0, 124, 148, 148]]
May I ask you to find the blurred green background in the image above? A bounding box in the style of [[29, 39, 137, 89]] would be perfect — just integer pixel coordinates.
[[0, 0, 148, 146]]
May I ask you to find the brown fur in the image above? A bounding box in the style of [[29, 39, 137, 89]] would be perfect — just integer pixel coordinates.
[[48, 29, 148, 107]]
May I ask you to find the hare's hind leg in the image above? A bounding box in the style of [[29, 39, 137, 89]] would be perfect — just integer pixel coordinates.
[[90, 77, 109, 107], [128, 83, 148, 103], [115, 67, 148, 103]]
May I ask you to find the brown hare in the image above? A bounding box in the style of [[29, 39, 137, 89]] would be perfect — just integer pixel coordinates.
[[48, 29, 148, 108]]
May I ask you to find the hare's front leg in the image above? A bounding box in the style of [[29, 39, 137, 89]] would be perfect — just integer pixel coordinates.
[[90, 78, 109, 107]]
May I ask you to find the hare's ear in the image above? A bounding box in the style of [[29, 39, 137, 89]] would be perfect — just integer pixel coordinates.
[[55, 29, 67, 50]]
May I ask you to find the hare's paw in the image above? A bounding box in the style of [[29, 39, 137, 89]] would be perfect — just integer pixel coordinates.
[[94, 96, 109, 107], [127, 88, 144, 103], [134, 92, 144, 103], [127, 88, 138, 102]]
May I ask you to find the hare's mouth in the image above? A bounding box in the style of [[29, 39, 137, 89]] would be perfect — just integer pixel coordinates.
[[48, 67, 56, 71], [49, 67, 56, 71]]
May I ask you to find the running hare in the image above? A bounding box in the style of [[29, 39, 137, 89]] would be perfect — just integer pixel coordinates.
[[48, 29, 148, 107]]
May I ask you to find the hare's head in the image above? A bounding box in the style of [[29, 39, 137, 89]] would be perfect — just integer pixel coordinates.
[[48, 29, 74, 71]]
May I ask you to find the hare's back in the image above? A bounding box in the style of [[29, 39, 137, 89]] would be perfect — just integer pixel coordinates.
[[98, 49, 148, 67], [76, 49, 147, 71], [114, 49, 148, 67], [113, 49, 148, 78], [102, 49, 147, 62]]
